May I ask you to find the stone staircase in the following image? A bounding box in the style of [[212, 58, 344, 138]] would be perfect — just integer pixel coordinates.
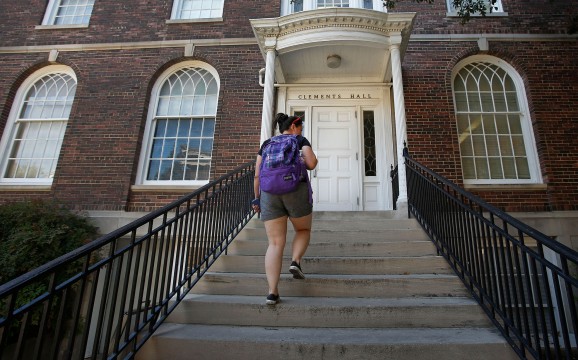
[[137, 211, 518, 360]]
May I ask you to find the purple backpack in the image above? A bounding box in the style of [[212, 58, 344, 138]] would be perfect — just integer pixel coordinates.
[[259, 134, 305, 195]]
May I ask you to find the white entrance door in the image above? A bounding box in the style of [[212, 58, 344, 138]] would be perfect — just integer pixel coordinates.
[[311, 107, 360, 211]]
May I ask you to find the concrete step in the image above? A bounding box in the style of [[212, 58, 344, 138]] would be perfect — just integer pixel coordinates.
[[138, 324, 518, 360], [167, 294, 492, 328], [191, 272, 470, 298], [210, 255, 454, 275], [225, 239, 438, 256], [245, 216, 422, 230], [235, 228, 430, 241]]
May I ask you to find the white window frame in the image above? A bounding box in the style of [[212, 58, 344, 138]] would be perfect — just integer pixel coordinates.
[[136, 61, 220, 187], [0, 65, 76, 186], [446, 0, 505, 17], [451, 55, 541, 185], [281, 0, 384, 16], [170, 0, 225, 21], [41, 0, 95, 26]]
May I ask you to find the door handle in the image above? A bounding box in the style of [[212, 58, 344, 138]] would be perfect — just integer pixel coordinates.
[[313, 169, 317, 178]]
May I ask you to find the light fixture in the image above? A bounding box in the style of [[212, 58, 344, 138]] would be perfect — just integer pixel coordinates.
[[326, 54, 341, 69]]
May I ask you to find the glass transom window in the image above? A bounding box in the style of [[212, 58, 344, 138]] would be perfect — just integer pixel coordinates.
[[1, 72, 76, 182], [285, 0, 378, 14], [145, 67, 218, 182], [453, 61, 538, 184], [318, 0, 350, 8], [43, 0, 95, 25], [171, 0, 224, 20]]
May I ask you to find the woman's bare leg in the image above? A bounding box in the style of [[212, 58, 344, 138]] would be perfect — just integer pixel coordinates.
[[289, 212, 313, 265], [264, 216, 288, 295]]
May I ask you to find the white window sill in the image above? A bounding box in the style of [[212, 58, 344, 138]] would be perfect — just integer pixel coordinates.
[[35, 24, 89, 30], [464, 183, 547, 191], [131, 184, 204, 193], [166, 18, 223, 24], [0, 184, 52, 191]]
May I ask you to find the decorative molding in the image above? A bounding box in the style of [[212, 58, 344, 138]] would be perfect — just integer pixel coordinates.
[[48, 49, 59, 62], [0, 38, 258, 54]]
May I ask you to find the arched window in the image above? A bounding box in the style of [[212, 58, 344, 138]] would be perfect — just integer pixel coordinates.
[[452, 56, 541, 184], [138, 62, 219, 185], [0, 66, 76, 184]]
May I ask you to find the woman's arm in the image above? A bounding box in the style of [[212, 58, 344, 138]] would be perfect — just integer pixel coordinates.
[[252, 155, 262, 212], [301, 146, 318, 171]]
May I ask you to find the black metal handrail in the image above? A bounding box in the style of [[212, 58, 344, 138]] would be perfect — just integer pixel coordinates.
[[390, 164, 399, 210], [0, 160, 256, 360], [405, 154, 578, 359]]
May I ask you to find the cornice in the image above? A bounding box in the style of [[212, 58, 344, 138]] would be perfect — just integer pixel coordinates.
[[0, 38, 257, 54], [251, 9, 415, 41]]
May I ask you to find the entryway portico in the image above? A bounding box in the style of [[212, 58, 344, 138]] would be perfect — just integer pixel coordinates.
[[251, 8, 415, 211]]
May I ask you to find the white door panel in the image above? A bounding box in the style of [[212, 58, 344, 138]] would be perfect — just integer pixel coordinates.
[[311, 107, 359, 211]]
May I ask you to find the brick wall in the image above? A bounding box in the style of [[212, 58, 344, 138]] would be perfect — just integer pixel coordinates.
[[402, 39, 578, 212], [0, 0, 280, 46]]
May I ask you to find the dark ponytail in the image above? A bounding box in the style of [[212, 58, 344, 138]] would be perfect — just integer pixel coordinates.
[[275, 112, 300, 133]]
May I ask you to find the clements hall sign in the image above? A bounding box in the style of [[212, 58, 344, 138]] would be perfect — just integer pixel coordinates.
[[288, 89, 382, 101], [297, 93, 373, 100]]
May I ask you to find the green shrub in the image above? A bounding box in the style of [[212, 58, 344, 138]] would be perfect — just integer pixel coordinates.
[[0, 200, 98, 285]]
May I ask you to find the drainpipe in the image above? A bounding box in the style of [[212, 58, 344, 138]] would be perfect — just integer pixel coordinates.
[[260, 39, 277, 143], [390, 39, 408, 211]]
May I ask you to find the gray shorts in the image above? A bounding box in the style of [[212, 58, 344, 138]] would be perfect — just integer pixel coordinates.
[[260, 182, 312, 221]]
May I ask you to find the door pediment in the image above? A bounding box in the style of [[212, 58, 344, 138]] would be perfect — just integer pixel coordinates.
[[250, 9, 415, 84]]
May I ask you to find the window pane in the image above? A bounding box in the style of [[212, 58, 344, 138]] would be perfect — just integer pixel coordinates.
[[467, 93, 481, 111], [482, 115, 496, 134], [460, 136, 473, 156], [202, 119, 215, 137], [498, 135, 513, 156], [486, 136, 499, 156], [502, 158, 516, 179], [454, 92, 468, 112], [197, 160, 211, 180], [475, 157, 489, 179], [493, 92, 507, 111], [159, 161, 172, 180], [489, 158, 503, 179], [200, 139, 213, 158], [291, 0, 304, 12], [462, 158, 475, 179], [472, 136, 486, 156], [511, 135, 526, 156], [147, 160, 161, 180], [363, 111, 376, 176], [516, 158, 531, 179], [509, 116, 522, 134], [456, 114, 470, 133], [480, 92, 493, 112]]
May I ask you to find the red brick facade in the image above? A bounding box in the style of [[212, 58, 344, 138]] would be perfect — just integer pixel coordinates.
[[0, 0, 576, 213]]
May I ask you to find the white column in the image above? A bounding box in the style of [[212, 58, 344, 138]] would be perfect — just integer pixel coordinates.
[[390, 41, 408, 207], [260, 42, 277, 143]]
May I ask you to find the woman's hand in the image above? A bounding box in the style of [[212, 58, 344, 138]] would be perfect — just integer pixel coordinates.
[[251, 198, 261, 213]]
